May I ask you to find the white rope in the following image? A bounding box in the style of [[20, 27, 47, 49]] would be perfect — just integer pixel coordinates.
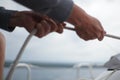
[[105, 34, 120, 40], [64, 26, 120, 40], [6, 29, 37, 80]]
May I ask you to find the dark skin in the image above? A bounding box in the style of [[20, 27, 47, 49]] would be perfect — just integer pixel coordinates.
[[10, 4, 106, 41], [67, 4, 106, 41], [10, 11, 64, 38]]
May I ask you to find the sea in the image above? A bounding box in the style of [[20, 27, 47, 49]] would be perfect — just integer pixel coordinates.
[[4, 66, 106, 80]]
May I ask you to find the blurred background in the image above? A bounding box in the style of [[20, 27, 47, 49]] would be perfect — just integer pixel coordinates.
[[1, 0, 120, 80]]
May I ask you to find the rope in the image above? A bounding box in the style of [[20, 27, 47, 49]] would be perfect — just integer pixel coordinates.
[[6, 29, 37, 80], [64, 26, 120, 40]]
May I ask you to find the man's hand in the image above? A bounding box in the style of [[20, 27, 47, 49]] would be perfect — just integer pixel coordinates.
[[67, 4, 106, 41], [10, 11, 64, 38]]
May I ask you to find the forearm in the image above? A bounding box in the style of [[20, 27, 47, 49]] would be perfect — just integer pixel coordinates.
[[14, 0, 74, 22], [0, 7, 17, 32], [67, 4, 88, 26]]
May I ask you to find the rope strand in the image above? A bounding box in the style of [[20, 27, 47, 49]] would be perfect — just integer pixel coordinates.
[[6, 29, 37, 80]]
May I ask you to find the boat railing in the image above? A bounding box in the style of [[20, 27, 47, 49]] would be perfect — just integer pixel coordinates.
[[11, 63, 32, 80], [11, 63, 117, 80], [73, 63, 95, 80], [11, 63, 95, 80]]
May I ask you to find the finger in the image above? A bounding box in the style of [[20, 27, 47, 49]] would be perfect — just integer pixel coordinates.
[[56, 23, 64, 33], [97, 33, 103, 41], [95, 27, 105, 41], [24, 11, 45, 22], [31, 12, 58, 32], [97, 30, 106, 41], [75, 28, 88, 40], [61, 22, 66, 28], [45, 18, 58, 32], [79, 32, 96, 41], [95, 23, 106, 41], [100, 30, 106, 40], [35, 23, 44, 38], [75, 27, 96, 40], [40, 20, 51, 34]]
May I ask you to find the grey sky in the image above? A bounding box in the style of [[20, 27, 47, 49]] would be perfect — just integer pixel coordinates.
[[0, 0, 120, 64]]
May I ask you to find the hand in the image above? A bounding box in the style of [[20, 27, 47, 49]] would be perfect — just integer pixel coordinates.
[[10, 11, 64, 38], [67, 4, 106, 41]]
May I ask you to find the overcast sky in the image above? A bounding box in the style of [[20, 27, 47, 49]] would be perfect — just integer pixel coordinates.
[[0, 0, 120, 64]]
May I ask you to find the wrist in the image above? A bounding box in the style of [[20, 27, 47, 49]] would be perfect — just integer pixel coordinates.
[[9, 11, 20, 28], [66, 4, 88, 27]]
